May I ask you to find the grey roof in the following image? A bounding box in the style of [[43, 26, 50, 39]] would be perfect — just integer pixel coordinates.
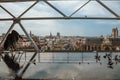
[[109, 38, 120, 46], [85, 37, 120, 46], [85, 37, 103, 45]]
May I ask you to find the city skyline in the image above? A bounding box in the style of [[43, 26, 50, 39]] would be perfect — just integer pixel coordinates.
[[1, 25, 120, 37]]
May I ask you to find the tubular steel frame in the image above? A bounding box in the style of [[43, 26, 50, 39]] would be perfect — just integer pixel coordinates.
[[0, 0, 120, 79]]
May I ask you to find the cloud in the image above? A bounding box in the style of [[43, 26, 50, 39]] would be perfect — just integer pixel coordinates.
[[1, 1, 119, 17], [20, 20, 63, 35], [0, 8, 12, 18], [0, 21, 13, 34], [96, 20, 120, 25], [21, 1, 62, 17], [73, 1, 114, 17], [1, 1, 59, 17], [101, 1, 120, 15], [49, 1, 83, 16], [1, 3, 27, 17]]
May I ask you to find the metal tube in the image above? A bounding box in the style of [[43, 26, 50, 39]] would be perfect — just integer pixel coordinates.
[[69, 0, 91, 17], [0, 0, 119, 2], [25, 51, 26, 61], [52, 53, 54, 63], [44, 1, 67, 17], [18, 1, 39, 18], [18, 51, 38, 78], [0, 17, 120, 21], [96, 0, 119, 17], [38, 52, 40, 62], [18, 22, 39, 78], [18, 22, 39, 51], [0, 5, 15, 18], [82, 52, 83, 63], [67, 53, 69, 63]]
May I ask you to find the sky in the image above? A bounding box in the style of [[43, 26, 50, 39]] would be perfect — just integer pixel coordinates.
[[0, 0, 120, 37]]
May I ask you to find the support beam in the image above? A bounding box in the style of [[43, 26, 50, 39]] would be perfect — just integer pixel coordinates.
[[0, 0, 119, 2], [44, 1, 67, 17], [18, 22, 39, 78], [0, 17, 120, 21], [18, 0, 39, 18], [96, 0, 119, 17], [18, 52, 38, 78], [69, 0, 91, 17], [18, 22, 39, 51], [0, 5, 15, 18]]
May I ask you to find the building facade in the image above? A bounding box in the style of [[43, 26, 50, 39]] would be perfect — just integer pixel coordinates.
[[112, 27, 118, 38]]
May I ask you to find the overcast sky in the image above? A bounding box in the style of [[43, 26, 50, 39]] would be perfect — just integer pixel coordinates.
[[0, 0, 120, 36]]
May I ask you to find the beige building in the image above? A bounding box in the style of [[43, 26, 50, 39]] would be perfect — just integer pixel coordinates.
[[112, 27, 118, 38]]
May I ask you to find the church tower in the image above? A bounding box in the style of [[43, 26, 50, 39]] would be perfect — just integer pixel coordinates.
[[112, 27, 118, 38]]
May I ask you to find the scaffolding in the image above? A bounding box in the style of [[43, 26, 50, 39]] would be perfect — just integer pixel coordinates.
[[0, 0, 120, 79]]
